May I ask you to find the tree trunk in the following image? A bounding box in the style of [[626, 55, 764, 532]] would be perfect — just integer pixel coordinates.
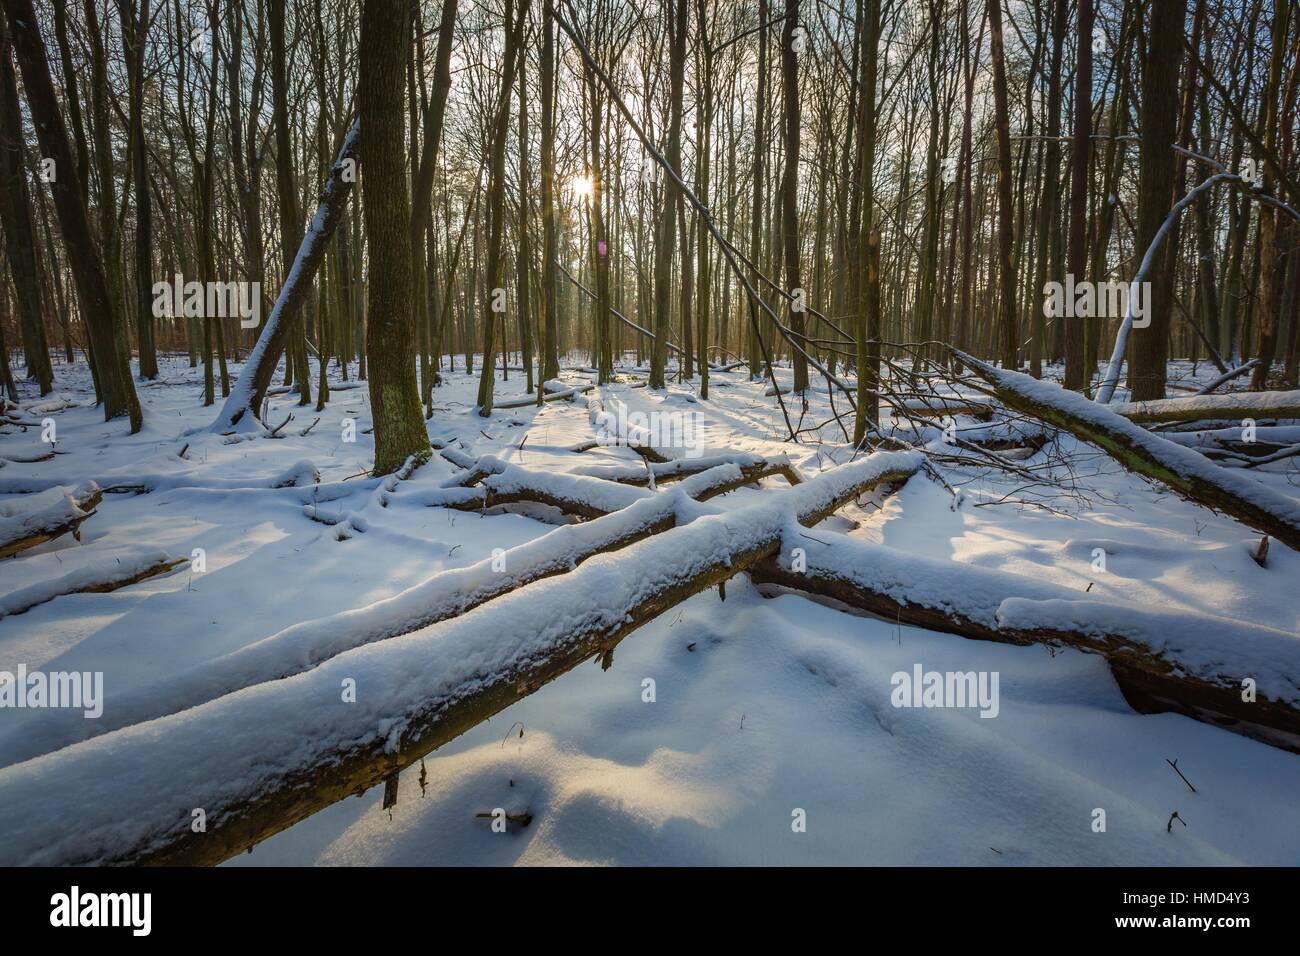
[[781, 0, 807, 393], [474, 0, 522, 414], [361, 0, 431, 472], [650, 0, 687, 389], [0, 18, 52, 394], [986, 0, 1018, 370], [540, 0, 560, 381], [1, 0, 140, 430], [1128, 0, 1187, 400]]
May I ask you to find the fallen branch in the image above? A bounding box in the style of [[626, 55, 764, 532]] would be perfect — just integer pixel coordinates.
[[1195, 360, 1260, 395], [958, 351, 1300, 552], [573, 452, 801, 487], [0, 550, 186, 617], [751, 527, 1300, 751], [490, 382, 593, 410], [0, 452, 920, 864], [0, 483, 102, 559], [1111, 389, 1300, 424]]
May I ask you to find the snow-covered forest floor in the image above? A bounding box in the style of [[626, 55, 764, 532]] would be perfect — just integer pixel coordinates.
[[2, 353, 1299, 865]]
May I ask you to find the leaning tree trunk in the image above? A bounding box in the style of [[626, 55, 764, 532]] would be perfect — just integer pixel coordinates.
[[361, 0, 430, 472], [208, 124, 360, 433], [1, 0, 140, 430]]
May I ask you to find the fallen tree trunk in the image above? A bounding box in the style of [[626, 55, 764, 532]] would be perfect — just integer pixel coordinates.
[[573, 452, 801, 487], [425, 457, 801, 519], [0, 461, 321, 496], [893, 397, 995, 420], [491, 382, 594, 410], [957, 351, 1300, 552], [0, 483, 101, 559], [1110, 389, 1300, 424], [1194, 360, 1260, 395], [0, 455, 918, 771], [0, 452, 920, 865], [0, 550, 186, 618], [750, 528, 1300, 752]]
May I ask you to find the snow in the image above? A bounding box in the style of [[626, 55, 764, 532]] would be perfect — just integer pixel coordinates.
[[781, 523, 1300, 703], [0, 485, 96, 552], [1112, 389, 1300, 420], [1, 352, 1298, 865], [960, 353, 1300, 535], [209, 119, 361, 434], [0, 546, 178, 619]]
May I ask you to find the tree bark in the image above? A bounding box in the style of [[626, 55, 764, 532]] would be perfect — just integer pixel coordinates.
[[0, 18, 52, 394], [1128, 0, 1187, 401], [986, 0, 1018, 370], [1, 0, 140, 430], [361, 0, 430, 472]]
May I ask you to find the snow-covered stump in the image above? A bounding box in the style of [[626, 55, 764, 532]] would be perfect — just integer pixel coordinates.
[[1110, 389, 1300, 424], [956, 351, 1300, 552], [751, 529, 1300, 752], [0, 452, 920, 866], [0, 482, 101, 559]]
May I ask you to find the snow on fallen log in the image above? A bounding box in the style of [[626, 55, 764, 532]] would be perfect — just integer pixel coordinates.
[[1158, 424, 1300, 451], [0, 451, 920, 864], [751, 528, 1300, 751], [490, 383, 594, 410], [586, 397, 673, 463], [1194, 359, 1259, 395], [0, 483, 101, 559], [892, 397, 995, 420], [957, 351, 1300, 552], [0, 548, 185, 618], [0, 460, 321, 496], [572, 451, 799, 487], [0, 458, 913, 769], [410, 465, 654, 519], [1110, 389, 1300, 424], [423, 458, 801, 519]]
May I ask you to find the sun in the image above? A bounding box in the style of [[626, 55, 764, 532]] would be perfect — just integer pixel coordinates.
[[572, 174, 594, 201]]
